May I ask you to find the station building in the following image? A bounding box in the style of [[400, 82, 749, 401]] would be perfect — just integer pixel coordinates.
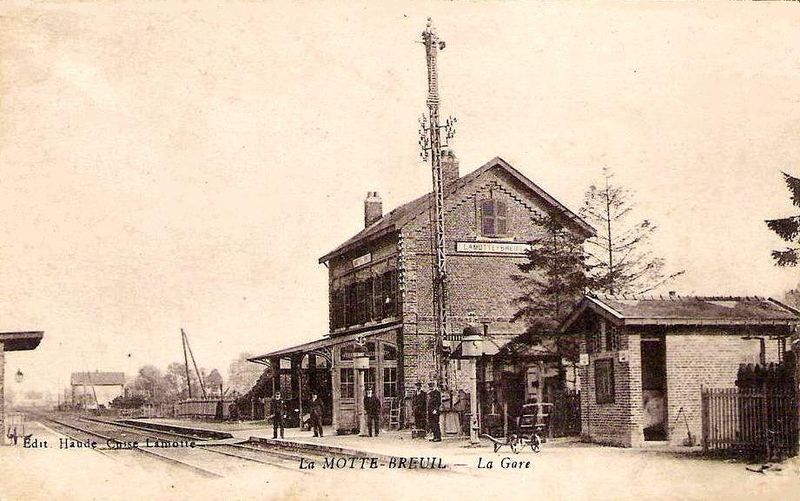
[[249, 152, 593, 433]]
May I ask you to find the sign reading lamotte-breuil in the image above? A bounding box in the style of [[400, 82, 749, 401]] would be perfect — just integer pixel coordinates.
[[455, 241, 532, 254]]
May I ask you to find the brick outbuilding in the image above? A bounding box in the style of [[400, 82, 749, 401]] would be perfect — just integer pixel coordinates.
[[560, 295, 798, 447]]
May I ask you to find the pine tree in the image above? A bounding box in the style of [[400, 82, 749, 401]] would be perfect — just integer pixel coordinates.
[[512, 211, 593, 360], [766, 172, 800, 266], [580, 168, 683, 295]]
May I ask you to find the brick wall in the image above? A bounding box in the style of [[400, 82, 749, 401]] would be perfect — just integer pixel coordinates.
[[400, 170, 560, 391], [580, 326, 643, 447], [663, 329, 782, 446]]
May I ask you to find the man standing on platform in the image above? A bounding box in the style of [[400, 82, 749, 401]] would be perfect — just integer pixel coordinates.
[[412, 381, 428, 432], [309, 393, 324, 437], [364, 387, 381, 437], [427, 381, 442, 442], [271, 391, 287, 439]]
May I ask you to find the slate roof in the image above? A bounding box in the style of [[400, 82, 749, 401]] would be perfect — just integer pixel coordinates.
[[70, 371, 126, 386], [560, 295, 800, 332], [318, 156, 595, 263]]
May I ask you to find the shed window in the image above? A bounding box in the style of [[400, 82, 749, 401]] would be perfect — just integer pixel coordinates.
[[480, 199, 508, 237], [606, 325, 620, 352], [595, 359, 615, 404], [340, 368, 354, 399]]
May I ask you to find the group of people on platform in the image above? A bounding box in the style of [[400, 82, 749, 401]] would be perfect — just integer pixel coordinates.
[[265, 380, 446, 441], [267, 391, 325, 439], [412, 380, 443, 442]]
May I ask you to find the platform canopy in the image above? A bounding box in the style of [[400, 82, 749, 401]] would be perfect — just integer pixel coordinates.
[[0, 331, 44, 352], [247, 323, 400, 365]]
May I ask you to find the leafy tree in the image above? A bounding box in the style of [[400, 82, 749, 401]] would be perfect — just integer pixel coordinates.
[[580, 168, 683, 295], [512, 211, 594, 360], [110, 394, 146, 409], [206, 369, 223, 394], [766, 172, 800, 266], [227, 352, 265, 394]]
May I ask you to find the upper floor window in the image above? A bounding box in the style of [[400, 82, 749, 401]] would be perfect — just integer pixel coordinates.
[[331, 268, 399, 330], [480, 199, 508, 237]]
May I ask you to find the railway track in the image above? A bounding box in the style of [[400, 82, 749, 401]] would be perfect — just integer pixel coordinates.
[[34, 413, 303, 478]]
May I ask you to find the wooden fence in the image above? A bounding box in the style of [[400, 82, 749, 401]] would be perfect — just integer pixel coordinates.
[[701, 387, 797, 460], [175, 398, 235, 420]]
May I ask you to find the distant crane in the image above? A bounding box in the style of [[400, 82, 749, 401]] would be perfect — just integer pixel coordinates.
[[418, 18, 457, 385], [181, 328, 207, 398]]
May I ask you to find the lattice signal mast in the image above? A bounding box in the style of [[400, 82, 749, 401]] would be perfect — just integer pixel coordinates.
[[418, 18, 457, 385]]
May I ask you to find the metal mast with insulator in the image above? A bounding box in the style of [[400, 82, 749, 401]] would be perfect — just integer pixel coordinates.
[[419, 18, 457, 385]]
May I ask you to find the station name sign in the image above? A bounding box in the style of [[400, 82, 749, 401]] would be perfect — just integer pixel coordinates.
[[455, 241, 532, 255]]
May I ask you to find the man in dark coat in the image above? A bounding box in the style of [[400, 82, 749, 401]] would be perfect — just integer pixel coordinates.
[[271, 391, 287, 439], [412, 381, 428, 431], [427, 381, 442, 442], [309, 393, 324, 437], [364, 388, 381, 437]]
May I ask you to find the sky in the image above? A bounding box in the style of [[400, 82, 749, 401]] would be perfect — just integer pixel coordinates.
[[1, 1, 799, 395]]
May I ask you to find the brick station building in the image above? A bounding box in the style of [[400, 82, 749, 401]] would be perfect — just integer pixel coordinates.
[[560, 294, 798, 447], [249, 152, 593, 434], [1, 331, 44, 445]]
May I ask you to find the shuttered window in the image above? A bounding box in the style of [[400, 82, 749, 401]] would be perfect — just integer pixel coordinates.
[[346, 284, 357, 327], [332, 288, 345, 329], [356, 281, 367, 324], [481, 199, 508, 237], [364, 277, 374, 322], [373, 274, 384, 321]]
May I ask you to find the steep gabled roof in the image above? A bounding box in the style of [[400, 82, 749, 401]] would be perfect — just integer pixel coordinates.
[[319, 157, 595, 263], [559, 294, 800, 332], [70, 371, 126, 386]]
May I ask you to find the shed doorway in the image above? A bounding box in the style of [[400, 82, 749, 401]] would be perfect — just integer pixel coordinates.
[[641, 336, 667, 441]]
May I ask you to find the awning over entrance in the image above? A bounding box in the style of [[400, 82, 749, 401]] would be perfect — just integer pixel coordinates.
[[0, 331, 44, 352], [247, 323, 401, 365]]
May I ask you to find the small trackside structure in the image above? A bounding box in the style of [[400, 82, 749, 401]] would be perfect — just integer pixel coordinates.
[[559, 295, 799, 447], [1, 331, 44, 445]]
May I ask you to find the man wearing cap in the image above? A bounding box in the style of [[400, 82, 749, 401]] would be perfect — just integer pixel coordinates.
[[412, 382, 428, 432], [271, 391, 287, 439], [427, 381, 442, 442]]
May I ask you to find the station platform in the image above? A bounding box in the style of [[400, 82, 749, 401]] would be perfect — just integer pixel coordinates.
[[133, 417, 569, 465]]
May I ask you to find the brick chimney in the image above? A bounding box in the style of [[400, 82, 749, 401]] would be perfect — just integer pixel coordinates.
[[364, 191, 382, 227], [441, 149, 460, 187]]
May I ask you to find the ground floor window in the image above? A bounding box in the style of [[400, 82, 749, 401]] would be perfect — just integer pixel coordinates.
[[340, 368, 354, 398], [383, 367, 398, 398], [595, 359, 615, 404]]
